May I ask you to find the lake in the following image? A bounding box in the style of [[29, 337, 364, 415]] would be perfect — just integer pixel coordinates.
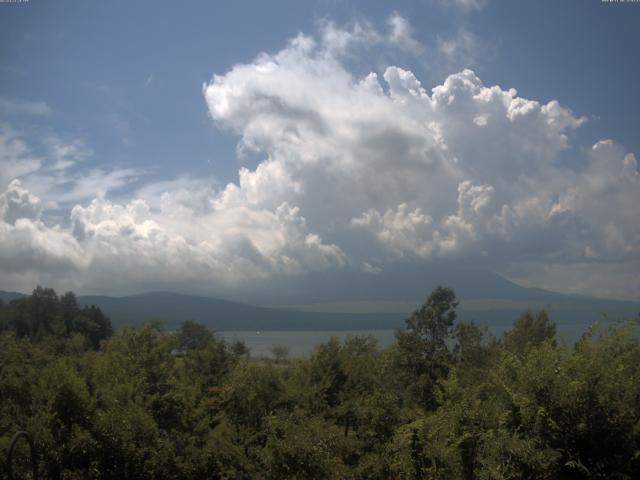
[[219, 321, 596, 358], [219, 329, 397, 357]]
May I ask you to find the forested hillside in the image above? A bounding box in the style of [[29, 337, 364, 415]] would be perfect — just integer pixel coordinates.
[[1, 287, 639, 479]]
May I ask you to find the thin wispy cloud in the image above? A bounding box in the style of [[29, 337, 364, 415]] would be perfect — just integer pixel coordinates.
[[443, 0, 487, 13], [388, 11, 424, 53], [0, 97, 51, 117], [0, 65, 27, 76], [437, 28, 480, 68]]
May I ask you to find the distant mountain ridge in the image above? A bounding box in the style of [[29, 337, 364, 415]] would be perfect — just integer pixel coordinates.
[[1, 289, 402, 331], [76, 292, 403, 331], [2, 267, 638, 331], [219, 263, 630, 307], [0, 290, 27, 303]]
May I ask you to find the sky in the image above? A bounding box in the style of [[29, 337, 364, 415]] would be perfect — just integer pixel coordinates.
[[0, 0, 639, 302]]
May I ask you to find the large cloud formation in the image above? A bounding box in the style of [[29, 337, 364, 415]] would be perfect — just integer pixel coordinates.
[[1, 17, 638, 299]]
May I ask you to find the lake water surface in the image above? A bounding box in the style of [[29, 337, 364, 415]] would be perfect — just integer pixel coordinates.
[[220, 322, 594, 358], [219, 330, 397, 358]]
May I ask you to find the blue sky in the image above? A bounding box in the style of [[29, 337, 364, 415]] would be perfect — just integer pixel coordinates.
[[1, 0, 639, 301], [3, 0, 639, 184]]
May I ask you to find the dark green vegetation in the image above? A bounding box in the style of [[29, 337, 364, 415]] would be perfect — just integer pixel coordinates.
[[1, 287, 639, 479], [0, 286, 112, 349]]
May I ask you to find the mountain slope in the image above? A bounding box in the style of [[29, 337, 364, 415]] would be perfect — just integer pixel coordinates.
[[77, 292, 402, 331], [77, 290, 638, 332], [2, 265, 638, 332], [226, 263, 605, 306], [0, 290, 26, 303]]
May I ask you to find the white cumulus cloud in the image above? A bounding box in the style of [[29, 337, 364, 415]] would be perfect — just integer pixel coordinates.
[[0, 179, 43, 224], [0, 15, 638, 299]]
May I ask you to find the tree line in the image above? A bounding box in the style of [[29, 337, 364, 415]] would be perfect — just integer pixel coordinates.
[[0, 286, 638, 479]]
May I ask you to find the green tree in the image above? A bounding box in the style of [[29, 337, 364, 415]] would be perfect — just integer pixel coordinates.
[[395, 286, 458, 409], [269, 345, 289, 363], [453, 320, 493, 368], [1, 288, 112, 349], [503, 310, 556, 353], [177, 320, 213, 351], [230, 340, 250, 357], [78, 305, 113, 349], [308, 337, 348, 411], [60, 291, 81, 335]]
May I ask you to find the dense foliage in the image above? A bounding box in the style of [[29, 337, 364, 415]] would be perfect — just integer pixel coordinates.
[[1, 287, 639, 479]]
